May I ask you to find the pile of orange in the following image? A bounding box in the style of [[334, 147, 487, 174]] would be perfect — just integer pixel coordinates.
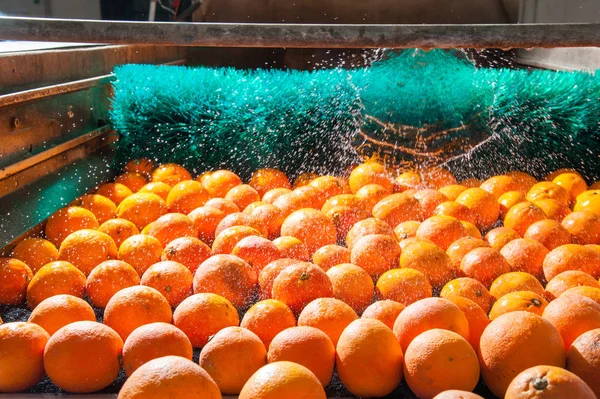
[[1, 159, 600, 398]]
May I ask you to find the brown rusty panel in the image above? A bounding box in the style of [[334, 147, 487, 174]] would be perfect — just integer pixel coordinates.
[[0, 45, 187, 95]]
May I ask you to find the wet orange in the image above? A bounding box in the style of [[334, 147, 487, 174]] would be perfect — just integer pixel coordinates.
[[542, 244, 600, 282], [376, 268, 432, 306], [205, 197, 240, 215], [345, 217, 395, 250], [271, 262, 333, 314], [433, 201, 476, 225], [489, 291, 548, 319], [96, 182, 133, 206], [26, 261, 86, 309], [200, 170, 242, 198], [215, 212, 266, 237], [165, 180, 208, 214], [146, 213, 198, 246], [98, 218, 139, 247], [504, 202, 547, 236], [309, 176, 350, 200], [117, 193, 168, 230], [28, 294, 95, 335], [58, 229, 118, 275], [298, 297, 358, 346], [372, 193, 423, 227], [438, 184, 468, 201], [293, 172, 320, 188], [262, 187, 292, 204], [115, 172, 147, 193], [11, 238, 59, 274], [0, 258, 34, 306], [480, 175, 521, 198], [188, 206, 226, 245], [460, 247, 511, 288], [138, 181, 172, 201], [506, 365, 595, 399], [44, 206, 99, 247], [272, 236, 311, 261], [326, 263, 374, 314], [562, 210, 600, 245], [524, 219, 572, 250], [446, 236, 489, 270], [542, 294, 600, 349], [416, 215, 468, 251], [440, 277, 494, 313], [140, 260, 193, 307], [567, 328, 600, 398], [85, 260, 140, 308], [280, 209, 337, 254], [257, 258, 301, 300], [161, 236, 211, 274], [312, 244, 351, 270], [123, 158, 155, 178], [455, 188, 500, 230], [400, 241, 454, 289], [118, 234, 163, 275], [443, 295, 489, 351], [212, 225, 263, 255], [240, 299, 296, 349], [498, 191, 526, 218], [249, 168, 292, 197], [71, 194, 117, 224], [527, 181, 570, 206], [394, 220, 421, 240], [361, 300, 405, 330], [240, 361, 326, 399], [500, 238, 548, 280], [553, 173, 588, 204], [250, 204, 285, 240], [545, 270, 600, 299], [394, 171, 423, 192], [349, 162, 393, 193], [232, 236, 281, 272], [325, 205, 368, 243], [485, 227, 521, 251], [535, 198, 571, 222], [351, 234, 401, 280], [225, 184, 262, 211], [489, 271, 545, 299], [355, 184, 392, 213], [150, 163, 192, 186]]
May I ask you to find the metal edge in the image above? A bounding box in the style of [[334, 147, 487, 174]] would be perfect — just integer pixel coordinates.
[[0, 17, 599, 48]]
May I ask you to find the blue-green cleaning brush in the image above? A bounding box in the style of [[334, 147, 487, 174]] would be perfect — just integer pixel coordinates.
[[110, 49, 600, 180]]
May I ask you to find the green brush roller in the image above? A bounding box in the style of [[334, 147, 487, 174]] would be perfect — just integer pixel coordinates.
[[110, 49, 600, 181]]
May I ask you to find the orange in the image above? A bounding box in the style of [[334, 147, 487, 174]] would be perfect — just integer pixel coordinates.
[[432, 391, 484, 399], [188, 206, 226, 245], [98, 218, 139, 247], [44, 321, 122, 393], [266, 326, 334, 387], [161, 236, 211, 274], [0, 258, 33, 305], [361, 300, 405, 330], [504, 202, 547, 236], [350, 234, 401, 280], [563, 286, 600, 305], [173, 293, 239, 348], [542, 244, 600, 281], [71, 194, 117, 224], [527, 181, 570, 206], [199, 326, 266, 395], [118, 234, 163, 275], [312, 244, 351, 270], [443, 295, 489, 351], [166, 180, 208, 214], [140, 260, 193, 307], [438, 184, 467, 201], [461, 221, 482, 239], [104, 286, 172, 341], [321, 193, 366, 215], [546, 270, 600, 299], [394, 171, 423, 192], [567, 328, 600, 398], [399, 236, 434, 251], [355, 184, 392, 213], [506, 365, 595, 399], [489, 291, 548, 319], [85, 260, 140, 308], [446, 236, 489, 270], [119, 355, 220, 399], [400, 241, 454, 289], [293, 172, 319, 188], [298, 298, 358, 346], [212, 226, 262, 255], [272, 236, 310, 261], [440, 277, 494, 313], [249, 168, 291, 197], [309, 176, 350, 199], [421, 167, 457, 189], [460, 247, 511, 288], [326, 263, 374, 314], [485, 227, 521, 251], [262, 187, 292, 204], [479, 311, 566, 397], [404, 329, 480, 398], [543, 294, 600, 349], [116, 193, 168, 230], [258, 258, 301, 300], [500, 238, 548, 280], [349, 162, 393, 193], [280, 209, 337, 254], [272, 262, 333, 314], [250, 204, 285, 240], [193, 254, 257, 309], [393, 297, 470, 352], [498, 190, 526, 218], [590, 181, 600, 189], [150, 163, 191, 186], [272, 187, 324, 216], [325, 205, 368, 243], [376, 268, 432, 306], [96, 182, 133, 206], [461, 178, 483, 188], [480, 175, 521, 199], [122, 322, 192, 377], [138, 181, 171, 200], [416, 215, 468, 251], [58, 229, 118, 275], [489, 271, 545, 298], [546, 168, 584, 181], [28, 294, 95, 335], [433, 201, 476, 224], [26, 261, 85, 309], [115, 172, 147, 193], [455, 188, 500, 230], [239, 361, 326, 399], [241, 299, 296, 349], [535, 198, 571, 222], [11, 238, 58, 274], [200, 169, 242, 198], [553, 172, 588, 204], [44, 206, 99, 247], [562, 210, 600, 245], [215, 212, 265, 237], [575, 190, 600, 214], [337, 318, 404, 397], [507, 171, 538, 192], [205, 197, 240, 214], [0, 322, 49, 392], [345, 217, 395, 249], [123, 158, 155, 178], [232, 236, 281, 271], [413, 189, 448, 218], [394, 220, 421, 240], [146, 213, 198, 246], [372, 193, 423, 227], [225, 184, 261, 211], [524, 219, 572, 250]]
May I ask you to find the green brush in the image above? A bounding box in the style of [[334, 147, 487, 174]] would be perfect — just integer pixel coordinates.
[[110, 49, 600, 181]]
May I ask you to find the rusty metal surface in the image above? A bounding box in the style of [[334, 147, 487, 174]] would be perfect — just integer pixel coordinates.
[[0, 17, 599, 49]]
